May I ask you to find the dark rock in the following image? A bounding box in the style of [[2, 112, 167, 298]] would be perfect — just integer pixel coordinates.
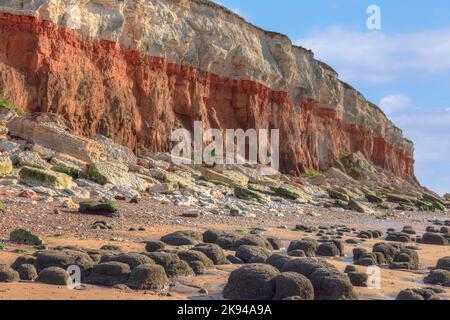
[[145, 252, 193, 278], [227, 255, 244, 265], [223, 264, 279, 300], [0, 265, 20, 283], [436, 256, 450, 271], [287, 239, 318, 257], [266, 237, 283, 250], [126, 264, 169, 290], [34, 250, 94, 275], [424, 269, 450, 285], [421, 233, 449, 246], [145, 241, 165, 252], [372, 243, 399, 263], [347, 272, 368, 287], [396, 287, 442, 300], [345, 239, 361, 245], [101, 253, 154, 269], [192, 244, 227, 265], [99, 245, 123, 252], [216, 234, 241, 249], [160, 230, 203, 246], [36, 267, 69, 285], [188, 261, 206, 275], [236, 245, 271, 263], [352, 248, 367, 262], [392, 249, 419, 270], [232, 235, 271, 250], [385, 232, 412, 243], [317, 242, 339, 257], [10, 255, 36, 270], [88, 262, 131, 286], [79, 200, 118, 217], [310, 268, 357, 300], [281, 258, 336, 278], [273, 272, 314, 300], [17, 264, 37, 281], [344, 265, 357, 274], [177, 250, 214, 268], [288, 250, 306, 257], [265, 254, 292, 271], [203, 229, 225, 244]]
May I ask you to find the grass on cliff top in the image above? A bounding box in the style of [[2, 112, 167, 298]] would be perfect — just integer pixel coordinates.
[[191, 0, 234, 15], [0, 98, 25, 116]]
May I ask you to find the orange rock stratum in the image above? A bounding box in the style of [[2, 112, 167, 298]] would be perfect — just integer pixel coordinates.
[[0, 1, 415, 179]]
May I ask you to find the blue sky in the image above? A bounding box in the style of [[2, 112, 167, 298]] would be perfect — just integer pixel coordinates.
[[217, 0, 450, 195]]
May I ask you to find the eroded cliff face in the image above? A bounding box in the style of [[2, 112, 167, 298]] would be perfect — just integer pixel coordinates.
[[0, 0, 415, 179]]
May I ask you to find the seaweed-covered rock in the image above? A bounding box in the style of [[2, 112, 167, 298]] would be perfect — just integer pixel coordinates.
[[101, 253, 154, 269], [287, 239, 318, 257], [347, 272, 368, 287], [36, 267, 70, 285], [19, 166, 72, 189], [281, 258, 336, 278], [79, 200, 118, 217], [310, 268, 358, 300], [352, 248, 367, 262], [436, 256, 450, 271], [10, 255, 37, 270], [145, 240, 165, 252], [145, 252, 193, 278], [177, 250, 214, 268], [160, 230, 203, 246], [424, 269, 450, 285], [396, 287, 442, 300], [203, 229, 225, 244], [421, 233, 449, 246], [265, 254, 293, 271], [317, 242, 340, 257], [0, 265, 20, 283], [88, 262, 131, 286], [385, 232, 412, 243], [17, 264, 38, 281], [236, 245, 271, 263], [10, 229, 44, 246], [372, 243, 399, 263], [232, 234, 271, 250], [266, 237, 283, 250], [126, 264, 169, 290], [223, 264, 279, 300], [192, 244, 227, 265], [34, 250, 94, 275], [391, 249, 419, 270], [273, 272, 314, 300]]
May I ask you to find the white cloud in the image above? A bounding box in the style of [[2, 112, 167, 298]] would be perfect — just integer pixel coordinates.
[[379, 94, 411, 115], [297, 26, 450, 83]]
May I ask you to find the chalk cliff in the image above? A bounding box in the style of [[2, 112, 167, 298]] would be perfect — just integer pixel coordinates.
[[0, 0, 415, 180]]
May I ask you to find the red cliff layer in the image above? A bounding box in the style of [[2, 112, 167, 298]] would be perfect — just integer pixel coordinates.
[[0, 13, 414, 178]]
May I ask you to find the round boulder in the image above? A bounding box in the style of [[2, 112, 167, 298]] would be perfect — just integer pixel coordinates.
[[36, 267, 70, 285], [281, 258, 336, 278], [265, 254, 292, 271], [17, 264, 38, 281], [192, 244, 227, 265], [317, 242, 340, 257], [101, 253, 154, 269], [223, 264, 279, 300], [273, 272, 314, 300], [310, 268, 358, 300], [160, 230, 203, 246], [287, 239, 318, 257], [421, 233, 449, 246], [0, 265, 20, 283], [424, 269, 450, 285], [88, 262, 131, 286], [145, 241, 165, 252], [145, 252, 193, 278], [347, 272, 368, 287], [436, 256, 450, 271], [236, 245, 271, 263], [126, 264, 169, 290]]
